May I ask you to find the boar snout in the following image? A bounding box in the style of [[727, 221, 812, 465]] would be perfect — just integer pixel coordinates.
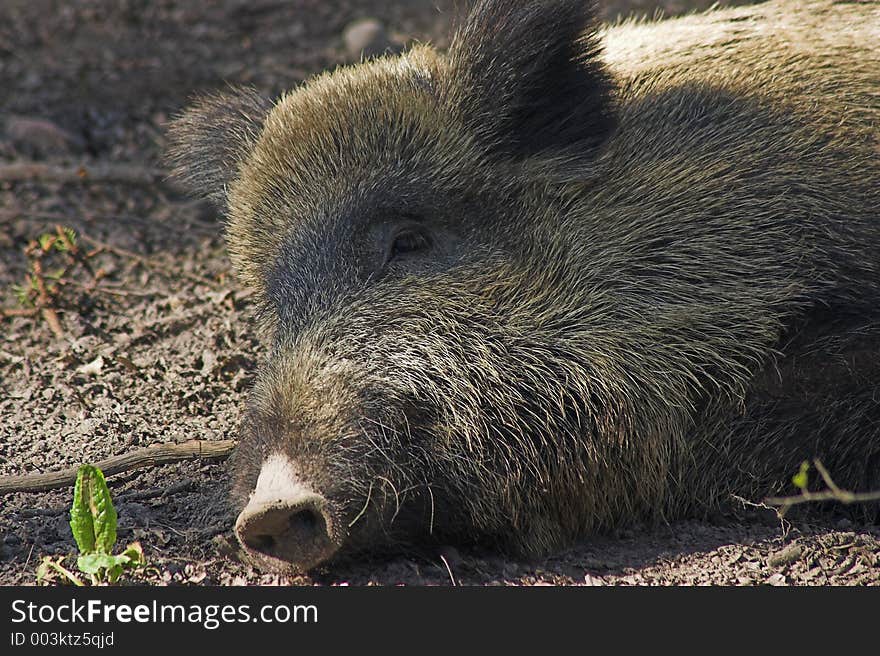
[[234, 453, 339, 571]]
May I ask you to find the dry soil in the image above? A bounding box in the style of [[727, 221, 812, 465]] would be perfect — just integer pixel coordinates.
[[0, 0, 877, 586]]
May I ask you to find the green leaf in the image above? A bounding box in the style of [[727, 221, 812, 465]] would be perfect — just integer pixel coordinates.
[[64, 466, 146, 584], [77, 552, 123, 575], [69, 464, 117, 555], [62, 227, 77, 248], [69, 471, 96, 554], [106, 565, 123, 583], [12, 284, 34, 307], [76, 544, 145, 581], [120, 541, 145, 567], [792, 461, 810, 491], [38, 233, 54, 250]]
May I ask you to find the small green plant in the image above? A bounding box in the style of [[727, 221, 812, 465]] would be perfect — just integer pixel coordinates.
[[3, 224, 115, 340], [13, 227, 79, 306], [37, 464, 145, 585], [791, 461, 810, 491]]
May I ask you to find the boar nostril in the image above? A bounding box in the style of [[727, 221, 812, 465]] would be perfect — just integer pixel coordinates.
[[251, 534, 277, 552], [235, 495, 337, 571], [290, 508, 319, 533]]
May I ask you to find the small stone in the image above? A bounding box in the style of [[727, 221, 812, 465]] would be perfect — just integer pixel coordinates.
[[767, 544, 802, 568], [76, 418, 101, 436], [765, 573, 787, 586], [583, 574, 605, 586], [200, 349, 217, 377], [5, 115, 80, 156], [76, 355, 104, 376], [343, 18, 392, 60], [131, 356, 152, 369]]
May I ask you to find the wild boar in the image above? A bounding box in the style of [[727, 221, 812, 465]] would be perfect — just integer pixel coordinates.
[[167, 0, 880, 572]]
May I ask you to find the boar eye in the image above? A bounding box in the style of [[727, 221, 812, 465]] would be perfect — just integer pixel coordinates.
[[389, 229, 432, 260]]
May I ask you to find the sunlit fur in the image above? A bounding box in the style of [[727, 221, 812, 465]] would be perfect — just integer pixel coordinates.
[[167, 0, 880, 567]]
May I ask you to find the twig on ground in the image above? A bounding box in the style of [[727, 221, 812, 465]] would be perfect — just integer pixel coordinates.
[[0, 440, 235, 495], [1, 308, 39, 318], [764, 459, 880, 518], [116, 480, 198, 503], [15, 508, 66, 518], [30, 256, 65, 339], [0, 208, 216, 236], [0, 162, 169, 188], [731, 494, 792, 537], [10, 481, 199, 518]]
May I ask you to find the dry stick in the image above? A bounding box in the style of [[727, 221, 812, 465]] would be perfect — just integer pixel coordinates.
[[0, 162, 168, 188], [0, 209, 216, 237], [1, 308, 38, 318], [116, 479, 197, 503], [764, 459, 880, 515], [765, 488, 880, 510], [0, 440, 236, 495], [30, 258, 65, 340]]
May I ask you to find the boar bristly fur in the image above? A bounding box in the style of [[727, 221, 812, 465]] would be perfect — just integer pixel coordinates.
[[166, 0, 880, 571]]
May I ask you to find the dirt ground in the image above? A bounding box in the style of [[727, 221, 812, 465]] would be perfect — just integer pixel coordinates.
[[1, 0, 877, 587]]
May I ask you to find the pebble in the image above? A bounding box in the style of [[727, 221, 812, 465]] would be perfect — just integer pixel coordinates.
[[343, 18, 392, 60], [765, 573, 787, 586], [200, 349, 217, 377], [767, 544, 803, 568], [5, 115, 81, 156], [76, 355, 104, 377]]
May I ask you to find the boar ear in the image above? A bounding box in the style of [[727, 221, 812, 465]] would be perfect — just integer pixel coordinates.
[[165, 87, 271, 207], [446, 0, 615, 159]]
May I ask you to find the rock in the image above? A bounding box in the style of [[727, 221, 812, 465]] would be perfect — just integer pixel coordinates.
[[767, 544, 803, 568], [199, 349, 217, 377], [4, 115, 81, 156], [342, 18, 392, 60], [76, 355, 104, 377], [765, 573, 787, 586]]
